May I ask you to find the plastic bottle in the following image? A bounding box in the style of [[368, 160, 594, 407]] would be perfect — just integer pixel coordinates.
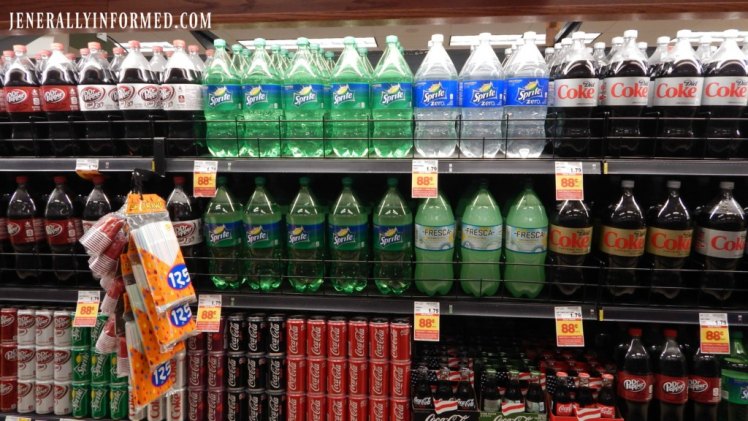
[[414, 190, 455, 296], [243, 177, 282, 292], [77, 41, 121, 155], [202, 39, 242, 157], [618, 328, 653, 421], [117, 40, 161, 155], [373, 177, 413, 295], [40, 43, 81, 155], [328, 177, 368, 293], [110, 47, 125, 78], [526, 371, 546, 415], [204, 176, 243, 289], [167, 176, 205, 281], [547, 38, 572, 141], [0, 51, 8, 146], [504, 184, 548, 299], [413, 34, 459, 158], [689, 348, 720, 421], [37, 50, 51, 76], [328, 36, 371, 158], [230, 44, 244, 74], [310, 43, 331, 115], [459, 181, 502, 297], [188, 45, 205, 74], [371, 35, 414, 158], [282, 38, 325, 157], [504, 31, 549, 158], [696, 36, 713, 64], [44, 176, 82, 281], [81, 175, 111, 234], [593, 42, 607, 68], [549, 199, 592, 299], [656, 329, 688, 421], [286, 177, 325, 293], [3, 45, 45, 154], [459, 32, 505, 158], [162, 39, 204, 156], [204, 49, 214, 68], [648, 37, 672, 112], [242, 38, 284, 158], [358, 47, 375, 76]]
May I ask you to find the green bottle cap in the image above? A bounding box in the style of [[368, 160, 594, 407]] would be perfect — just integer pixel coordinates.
[[242, 48, 251, 56], [217, 176, 228, 186], [299, 176, 310, 186], [214, 39, 226, 48], [254, 38, 266, 48], [310, 43, 320, 51], [387, 177, 398, 188], [231, 43, 242, 53], [271, 44, 280, 52], [255, 176, 266, 186], [296, 37, 309, 47], [386, 35, 398, 44], [479, 179, 489, 189], [358, 47, 368, 54], [343, 36, 356, 46], [325, 51, 334, 59], [342, 177, 353, 187]]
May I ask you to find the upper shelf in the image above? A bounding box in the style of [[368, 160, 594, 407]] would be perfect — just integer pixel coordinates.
[[603, 159, 748, 176]]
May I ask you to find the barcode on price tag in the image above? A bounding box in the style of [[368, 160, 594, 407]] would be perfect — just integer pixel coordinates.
[[193, 160, 218, 198], [555, 161, 584, 201], [699, 313, 730, 354], [555, 306, 584, 347], [196, 294, 222, 332], [412, 159, 438, 199], [73, 290, 101, 328], [75, 158, 100, 180], [414, 301, 439, 342]]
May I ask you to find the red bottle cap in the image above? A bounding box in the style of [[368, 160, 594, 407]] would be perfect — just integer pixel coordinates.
[[173, 40, 186, 48], [113, 47, 125, 54], [51, 43, 64, 51], [92, 175, 105, 185], [128, 40, 140, 49], [664, 328, 678, 338], [153, 46, 163, 52], [13, 45, 26, 53], [188, 45, 199, 53], [16, 176, 28, 184], [174, 176, 185, 185], [629, 328, 642, 337], [53, 176, 66, 184], [88, 42, 101, 49]]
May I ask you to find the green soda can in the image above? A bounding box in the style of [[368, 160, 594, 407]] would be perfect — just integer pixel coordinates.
[[90, 314, 108, 346], [71, 347, 91, 382], [109, 383, 128, 420], [72, 326, 91, 348], [90, 383, 109, 419], [90, 351, 111, 384], [110, 353, 127, 384], [71, 381, 90, 418]]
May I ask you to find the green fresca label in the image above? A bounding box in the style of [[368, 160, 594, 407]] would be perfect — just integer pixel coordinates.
[[244, 221, 280, 249], [243, 84, 282, 110], [205, 85, 242, 110], [415, 223, 455, 251], [371, 82, 413, 109], [330, 83, 369, 109], [374, 224, 412, 251], [284, 84, 324, 109], [205, 221, 241, 248], [330, 223, 367, 250], [287, 222, 324, 249], [461, 223, 503, 251]]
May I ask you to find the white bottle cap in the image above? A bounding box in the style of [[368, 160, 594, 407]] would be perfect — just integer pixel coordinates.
[[677, 29, 692, 39], [431, 34, 444, 44], [623, 30, 638, 38], [720, 181, 735, 190], [523, 31, 537, 40], [724, 29, 740, 38], [622, 180, 635, 189], [699, 35, 712, 44], [667, 180, 681, 189], [562, 38, 573, 46], [594, 42, 605, 49], [554, 43, 561, 49], [638, 42, 648, 49], [505, 48, 512, 54], [545, 47, 555, 54], [572, 32, 586, 40], [657, 36, 671, 45], [479, 32, 492, 40], [612, 37, 624, 45]]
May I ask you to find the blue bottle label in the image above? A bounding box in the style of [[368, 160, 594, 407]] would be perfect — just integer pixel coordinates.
[[371, 83, 413, 109], [244, 221, 280, 249], [205, 221, 242, 247], [287, 222, 324, 249], [205, 85, 242, 110], [329, 223, 368, 250], [330, 83, 370, 109], [414, 80, 458, 108], [243, 84, 282, 110], [374, 224, 413, 251], [505, 78, 549, 106], [284, 84, 324, 109], [460, 80, 505, 108], [415, 223, 455, 251]]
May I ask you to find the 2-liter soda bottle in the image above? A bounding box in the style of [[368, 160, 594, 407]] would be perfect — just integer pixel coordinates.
[[414, 190, 455, 296], [286, 177, 325, 292], [283, 38, 325, 157], [204, 176, 243, 289], [203, 39, 243, 157], [459, 181, 503, 297], [504, 184, 548, 298], [373, 177, 413, 295], [243, 177, 282, 291], [329, 177, 368, 293], [242, 38, 284, 157]]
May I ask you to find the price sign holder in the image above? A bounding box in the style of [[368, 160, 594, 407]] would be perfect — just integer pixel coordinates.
[[555, 161, 584, 201], [73, 290, 101, 328], [193, 160, 218, 198], [555, 306, 585, 347], [75, 158, 100, 180], [196, 294, 222, 332], [412, 159, 438, 199], [6, 417, 32, 421], [699, 313, 730, 354], [414, 301, 440, 342]]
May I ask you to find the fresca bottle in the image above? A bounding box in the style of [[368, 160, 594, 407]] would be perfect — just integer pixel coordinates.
[[243, 177, 283, 292], [414, 190, 455, 296], [329, 177, 369, 293], [204, 176, 244, 289], [242, 38, 284, 158], [203, 39, 243, 157], [459, 181, 503, 297], [283, 38, 325, 157], [373, 178, 413, 295], [286, 177, 325, 292]]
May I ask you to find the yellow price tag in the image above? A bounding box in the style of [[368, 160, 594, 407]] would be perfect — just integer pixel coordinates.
[[555, 306, 585, 347], [73, 291, 100, 328], [411, 159, 438, 199], [193, 160, 218, 198], [75, 158, 100, 180], [555, 161, 584, 201], [413, 301, 440, 342], [700, 313, 730, 354], [196, 294, 222, 332]]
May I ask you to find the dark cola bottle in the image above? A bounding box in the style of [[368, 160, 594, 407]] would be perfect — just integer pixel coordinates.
[[0, 194, 10, 271], [525, 371, 546, 415], [3, 45, 45, 155], [481, 368, 501, 412], [693, 181, 746, 303], [653, 30, 704, 157], [618, 328, 653, 421], [645, 180, 692, 302], [435, 367, 455, 402], [552, 31, 598, 156], [546, 38, 571, 144], [598, 373, 617, 418], [549, 199, 592, 299], [656, 329, 688, 421], [40, 43, 82, 156], [688, 348, 720, 421], [456, 367, 477, 410], [45, 176, 83, 281], [552, 371, 574, 416], [117, 40, 160, 156], [600, 30, 650, 156], [413, 365, 434, 410], [577, 372, 596, 408], [81, 175, 111, 234], [162, 39, 205, 156], [7, 176, 45, 279], [167, 176, 205, 280], [0, 51, 9, 147], [77, 41, 121, 155], [504, 370, 523, 404]]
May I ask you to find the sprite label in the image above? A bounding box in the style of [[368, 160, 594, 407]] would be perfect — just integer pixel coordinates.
[[287, 222, 323, 250], [244, 221, 281, 249], [91, 384, 109, 419], [205, 84, 242, 110], [330, 83, 369, 109], [329, 223, 367, 250], [71, 382, 90, 418], [243, 84, 282, 110], [109, 384, 129, 420], [372, 82, 412, 109], [205, 221, 241, 248], [460, 80, 505, 107], [91, 314, 108, 345], [414, 80, 458, 108], [90, 352, 110, 383], [72, 347, 91, 382], [284, 84, 324, 109], [72, 326, 90, 347], [374, 224, 412, 251]]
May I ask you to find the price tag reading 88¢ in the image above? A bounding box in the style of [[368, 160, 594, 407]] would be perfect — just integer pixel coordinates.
[[555, 306, 584, 347], [411, 159, 438, 199], [73, 290, 100, 328], [699, 313, 730, 354], [555, 161, 584, 201], [193, 160, 218, 198], [414, 301, 439, 342], [196, 294, 222, 332]]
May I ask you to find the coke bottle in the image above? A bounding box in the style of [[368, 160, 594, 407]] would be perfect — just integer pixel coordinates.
[[552, 371, 573, 416], [600, 30, 649, 156], [656, 329, 688, 421], [577, 372, 596, 409], [161, 39, 204, 156], [599, 180, 646, 298], [77, 41, 121, 155], [81, 175, 111, 234], [693, 181, 746, 303], [117, 40, 160, 155], [7, 176, 44, 279], [413, 365, 434, 410], [525, 371, 546, 415], [645, 180, 692, 301], [598, 373, 617, 418], [435, 367, 455, 402], [167, 176, 205, 281], [688, 348, 720, 421], [504, 370, 523, 404], [481, 368, 501, 412], [548, 199, 592, 299], [618, 328, 653, 421], [456, 367, 477, 410], [44, 176, 83, 281], [3, 45, 45, 154], [40, 43, 81, 155]]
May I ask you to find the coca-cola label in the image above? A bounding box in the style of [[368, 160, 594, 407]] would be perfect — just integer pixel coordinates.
[[656, 374, 688, 404], [694, 226, 746, 259], [268, 358, 283, 389], [600, 76, 649, 106], [8, 218, 41, 245], [617, 371, 653, 403], [702, 76, 748, 106], [653, 77, 704, 107], [0, 218, 8, 241], [329, 361, 343, 394], [117, 83, 161, 110], [555, 402, 575, 416], [40, 85, 79, 112], [599, 226, 646, 257], [646, 227, 693, 258], [161, 83, 203, 111], [173, 219, 204, 246], [549, 225, 593, 255], [4, 86, 41, 113], [598, 403, 616, 419], [44, 219, 79, 245], [689, 375, 721, 404], [554, 78, 599, 107], [78, 84, 119, 112]]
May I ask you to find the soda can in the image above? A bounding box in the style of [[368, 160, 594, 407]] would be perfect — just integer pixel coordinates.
[[187, 388, 206, 421], [369, 318, 390, 361], [1, 308, 18, 343], [369, 396, 388, 421], [246, 313, 266, 354], [17, 345, 34, 380], [71, 325, 90, 348], [17, 378, 34, 413], [349, 395, 368, 421], [71, 381, 90, 418], [110, 383, 129, 420], [246, 353, 267, 390], [267, 391, 285, 421], [328, 394, 348, 421], [390, 318, 412, 361], [167, 388, 185, 421], [129, 386, 146, 421], [53, 311, 73, 347], [286, 315, 306, 357], [348, 317, 368, 359], [53, 380, 72, 416], [390, 398, 410, 421], [35, 379, 54, 414], [111, 353, 127, 384], [307, 393, 326, 421], [90, 350, 111, 383], [307, 356, 326, 394], [90, 314, 108, 348], [35, 310, 54, 347], [286, 356, 306, 393], [348, 358, 369, 396], [71, 347, 91, 382], [171, 350, 185, 388], [369, 359, 389, 397], [266, 354, 285, 391], [0, 342, 17, 377], [206, 352, 225, 388], [226, 388, 247, 421], [187, 352, 206, 388], [306, 316, 326, 357], [286, 393, 306, 421], [91, 382, 109, 419], [227, 313, 247, 353], [206, 316, 226, 352], [35, 346, 55, 381], [328, 358, 348, 395], [17, 309, 35, 346], [327, 316, 348, 359], [206, 388, 225, 421], [186, 332, 206, 352], [267, 314, 286, 354], [0, 376, 16, 412], [247, 389, 267, 421], [391, 360, 411, 399], [147, 396, 164, 421], [226, 352, 246, 389]]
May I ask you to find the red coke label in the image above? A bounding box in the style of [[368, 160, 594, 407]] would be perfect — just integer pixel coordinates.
[[689, 375, 721, 404], [555, 78, 599, 107], [4, 86, 41, 113], [654, 77, 704, 107], [656, 374, 688, 404], [601, 76, 649, 106], [8, 218, 41, 245], [45, 219, 79, 245], [646, 227, 693, 258], [78, 84, 119, 111], [702, 76, 748, 106], [41, 85, 79, 112], [598, 403, 616, 419], [556, 402, 574, 416], [617, 371, 654, 403], [549, 225, 592, 255], [694, 226, 746, 259], [599, 226, 647, 257]]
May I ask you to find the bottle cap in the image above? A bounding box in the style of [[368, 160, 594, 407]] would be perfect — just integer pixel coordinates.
[[231, 44, 242, 53], [657, 36, 671, 45], [173, 40, 186, 48], [188, 45, 199, 53], [387, 177, 398, 188], [623, 29, 638, 38], [113, 47, 125, 54], [93, 175, 105, 185], [296, 37, 310, 47], [720, 181, 735, 190], [53, 175, 66, 184], [2, 51, 13, 57], [612, 36, 624, 45], [572, 32, 586, 40], [523, 31, 537, 40], [579, 372, 590, 379], [664, 328, 678, 338], [342, 177, 353, 187], [216, 176, 227, 186], [88, 42, 101, 50], [431, 34, 444, 44], [51, 43, 64, 51], [16, 176, 28, 184], [699, 35, 711, 43], [479, 32, 492, 43], [594, 42, 605, 49], [153, 46, 163, 53], [629, 327, 642, 337], [173, 176, 185, 185], [206, 49, 215, 56], [545, 48, 554, 55], [561, 38, 573, 46], [255, 176, 266, 186], [343, 36, 356, 46], [724, 29, 740, 38], [299, 176, 310, 186], [79, 48, 89, 55], [621, 180, 635, 188], [358, 47, 368, 54], [65, 53, 76, 61], [666, 180, 681, 189], [603, 373, 614, 380], [386, 35, 398, 44], [254, 38, 266, 48], [213, 39, 226, 48], [638, 42, 648, 49], [128, 40, 140, 49], [13, 45, 26, 53], [676, 29, 692, 39], [556, 371, 568, 378]]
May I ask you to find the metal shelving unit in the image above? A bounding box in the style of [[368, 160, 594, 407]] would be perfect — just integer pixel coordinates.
[[603, 159, 748, 176], [0, 158, 153, 173], [600, 305, 748, 326]]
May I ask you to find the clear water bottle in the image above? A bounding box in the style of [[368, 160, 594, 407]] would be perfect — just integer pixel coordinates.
[[504, 31, 549, 158]]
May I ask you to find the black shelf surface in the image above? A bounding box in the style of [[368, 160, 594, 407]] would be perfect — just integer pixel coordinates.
[[0, 158, 153, 172], [600, 305, 748, 326], [603, 159, 748, 176], [0, 413, 86, 421]]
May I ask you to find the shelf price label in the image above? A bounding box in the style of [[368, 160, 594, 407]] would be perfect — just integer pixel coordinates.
[[412, 159, 438, 199], [6, 417, 32, 421], [75, 158, 100, 180], [555, 161, 584, 201], [196, 294, 222, 332], [73, 290, 101, 328], [193, 160, 218, 198], [555, 306, 584, 347], [414, 301, 440, 342], [699, 313, 730, 354]]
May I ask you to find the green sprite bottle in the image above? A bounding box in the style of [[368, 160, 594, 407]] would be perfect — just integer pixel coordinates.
[[329, 37, 371, 158], [203, 39, 243, 157], [230, 43, 245, 73], [282, 38, 325, 157], [204, 176, 244, 289], [358, 47, 375, 76], [460, 181, 503, 297], [414, 191, 455, 296], [270, 45, 285, 76], [243, 177, 282, 291], [371, 35, 414, 158], [311, 43, 332, 112], [329, 177, 368, 293], [242, 38, 284, 158], [504, 184, 548, 298], [373, 177, 413, 295], [325, 51, 336, 70], [287, 177, 325, 292]]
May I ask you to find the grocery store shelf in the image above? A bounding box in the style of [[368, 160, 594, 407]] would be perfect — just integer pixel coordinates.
[[600, 305, 748, 326], [0, 158, 153, 172], [603, 159, 748, 176], [0, 412, 87, 421]]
